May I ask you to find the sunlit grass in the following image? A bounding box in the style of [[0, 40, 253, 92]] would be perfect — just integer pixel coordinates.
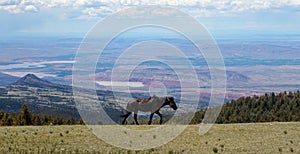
[[0, 122, 299, 153]]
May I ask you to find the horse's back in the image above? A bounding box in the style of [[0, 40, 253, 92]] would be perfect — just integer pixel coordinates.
[[126, 96, 164, 113], [138, 97, 164, 112]]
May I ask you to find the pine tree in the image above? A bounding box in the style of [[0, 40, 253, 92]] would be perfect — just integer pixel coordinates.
[[5, 115, 13, 126], [33, 115, 42, 125], [66, 117, 76, 125], [53, 117, 63, 125], [18, 104, 32, 125], [78, 119, 85, 125], [42, 115, 50, 125]]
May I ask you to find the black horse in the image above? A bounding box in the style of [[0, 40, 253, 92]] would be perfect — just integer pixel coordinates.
[[121, 96, 177, 125]]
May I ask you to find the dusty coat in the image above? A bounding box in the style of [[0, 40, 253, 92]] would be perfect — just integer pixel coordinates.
[[126, 96, 164, 113]]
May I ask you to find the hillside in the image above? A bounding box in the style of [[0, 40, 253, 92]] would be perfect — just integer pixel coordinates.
[[0, 74, 123, 122], [191, 91, 300, 124], [0, 123, 299, 153], [0, 72, 19, 86]]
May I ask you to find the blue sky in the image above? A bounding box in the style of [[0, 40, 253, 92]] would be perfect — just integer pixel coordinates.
[[1, 0, 300, 38]]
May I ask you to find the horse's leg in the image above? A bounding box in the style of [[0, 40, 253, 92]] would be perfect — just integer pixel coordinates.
[[148, 113, 154, 125], [133, 113, 139, 125], [122, 112, 131, 125], [155, 111, 163, 124]]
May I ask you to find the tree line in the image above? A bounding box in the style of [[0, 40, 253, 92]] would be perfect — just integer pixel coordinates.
[[0, 104, 84, 126], [191, 91, 300, 124], [1, 91, 299, 126]]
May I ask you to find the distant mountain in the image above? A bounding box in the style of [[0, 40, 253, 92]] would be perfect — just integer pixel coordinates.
[[0, 72, 19, 86], [10, 74, 71, 92], [226, 70, 250, 83], [13, 74, 50, 86], [1, 74, 124, 123]]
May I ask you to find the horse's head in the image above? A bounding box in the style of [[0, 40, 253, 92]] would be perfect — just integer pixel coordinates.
[[165, 96, 177, 110]]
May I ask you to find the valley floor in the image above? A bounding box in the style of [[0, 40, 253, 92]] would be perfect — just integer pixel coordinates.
[[0, 122, 299, 153]]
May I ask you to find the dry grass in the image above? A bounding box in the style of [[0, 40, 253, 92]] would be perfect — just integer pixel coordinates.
[[0, 122, 299, 153]]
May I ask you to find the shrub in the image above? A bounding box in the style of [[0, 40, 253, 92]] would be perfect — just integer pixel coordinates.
[[213, 147, 218, 153]]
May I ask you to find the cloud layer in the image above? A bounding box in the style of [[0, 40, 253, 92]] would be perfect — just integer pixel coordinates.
[[0, 0, 300, 17]]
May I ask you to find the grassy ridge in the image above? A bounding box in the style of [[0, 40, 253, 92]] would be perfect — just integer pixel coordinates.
[[0, 122, 299, 153]]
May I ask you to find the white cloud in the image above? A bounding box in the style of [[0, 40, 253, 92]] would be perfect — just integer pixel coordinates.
[[0, 0, 21, 6], [0, 0, 42, 13], [0, 0, 299, 17], [82, 6, 113, 17], [24, 5, 38, 12]]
